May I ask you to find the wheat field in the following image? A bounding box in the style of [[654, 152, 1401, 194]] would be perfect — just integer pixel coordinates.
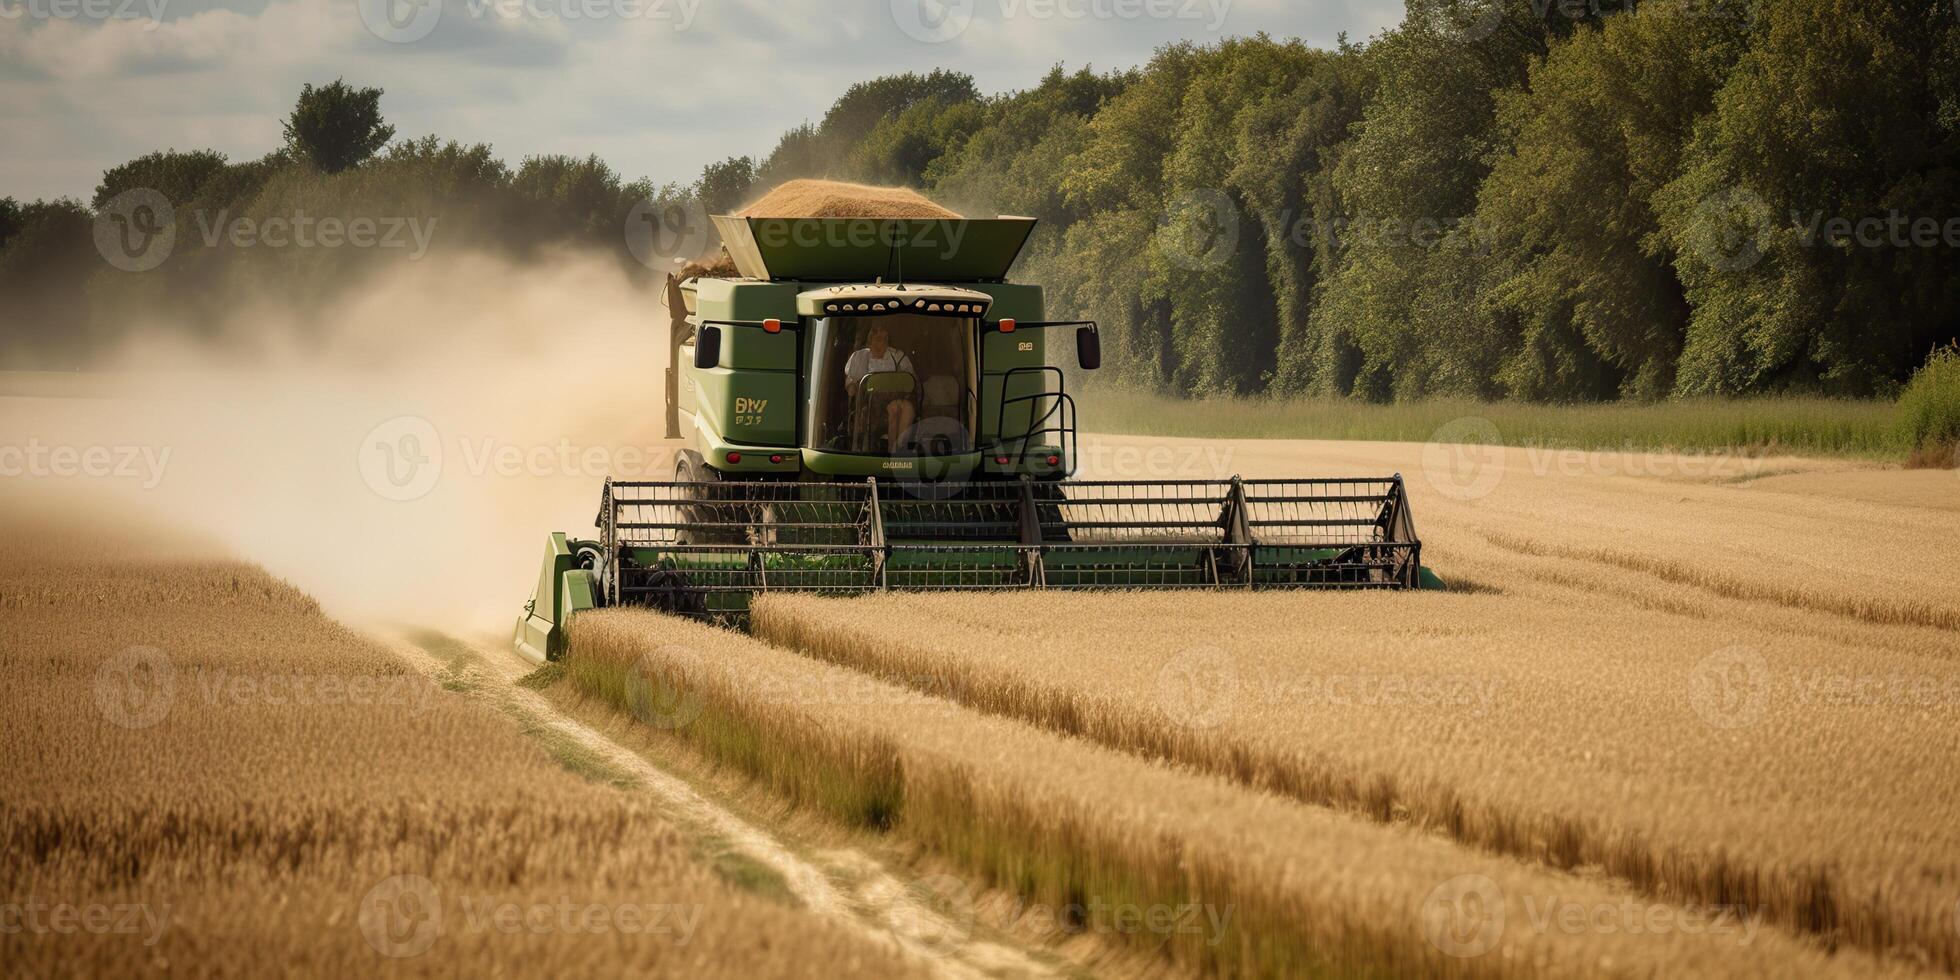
[[0, 500, 917, 977], [748, 437, 1960, 972], [565, 607, 1924, 979]]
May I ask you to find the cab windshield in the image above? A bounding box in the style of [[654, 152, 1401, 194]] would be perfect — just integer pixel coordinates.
[[806, 314, 976, 456]]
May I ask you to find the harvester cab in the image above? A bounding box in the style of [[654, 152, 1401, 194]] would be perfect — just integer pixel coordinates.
[[514, 212, 1433, 662]]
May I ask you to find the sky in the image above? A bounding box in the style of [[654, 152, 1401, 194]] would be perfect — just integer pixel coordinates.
[[0, 0, 1406, 203]]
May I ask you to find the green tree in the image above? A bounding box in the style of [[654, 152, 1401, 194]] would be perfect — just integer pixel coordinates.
[[693, 156, 757, 214], [926, 65, 1131, 222], [1476, 1, 1751, 400], [514, 154, 644, 242], [1225, 40, 1373, 394], [1058, 44, 1208, 387], [760, 71, 979, 182], [93, 149, 228, 209], [1310, 0, 1568, 401], [283, 79, 396, 175], [0, 197, 23, 251], [1658, 0, 1960, 395], [0, 200, 98, 368], [848, 97, 986, 186], [1158, 36, 1325, 395]]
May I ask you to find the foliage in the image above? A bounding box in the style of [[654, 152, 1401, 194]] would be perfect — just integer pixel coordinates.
[[1897, 341, 1960, 461], [282, 79, 396, 175], [13, 6, 1960, 408], [0, 199, 97, 367], [92, 149, 229, 209]]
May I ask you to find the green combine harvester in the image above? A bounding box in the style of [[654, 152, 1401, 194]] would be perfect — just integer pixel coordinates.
[[515, 212, 1435, 661]]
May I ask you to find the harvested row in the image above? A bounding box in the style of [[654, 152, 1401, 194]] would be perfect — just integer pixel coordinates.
[[1206, 438, 1960, 633], [566, 607, 1917, 980], [0, 508, 920, 978], [752, 587, 1960, 973]]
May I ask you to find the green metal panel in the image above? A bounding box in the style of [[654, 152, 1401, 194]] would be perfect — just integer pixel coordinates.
[[715, 216, 1038, 282], [692, 278, 800, 322], [513, 532, 599, 663], [690, 367, 796, 449], [966, 282, 1045, 321], [975, 284, 1048, 445], [801, 448, 981, 480]]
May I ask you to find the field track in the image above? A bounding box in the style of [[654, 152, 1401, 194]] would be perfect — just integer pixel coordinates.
[[380, 628, 1066, 980]]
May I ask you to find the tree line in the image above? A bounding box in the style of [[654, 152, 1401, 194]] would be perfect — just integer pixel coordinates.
[[5, 0, 1957, 402]]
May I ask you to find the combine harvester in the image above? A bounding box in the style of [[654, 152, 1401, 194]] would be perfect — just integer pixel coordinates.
[[516, 185, 1438, 661]]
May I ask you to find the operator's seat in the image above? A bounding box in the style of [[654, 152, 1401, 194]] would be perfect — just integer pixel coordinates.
[[849, 371, 916, 452]]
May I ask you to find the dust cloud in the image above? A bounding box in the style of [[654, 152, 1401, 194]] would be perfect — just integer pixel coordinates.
[[0, 248, 677, 637]]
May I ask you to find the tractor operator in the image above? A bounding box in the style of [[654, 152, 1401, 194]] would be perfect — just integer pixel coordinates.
[[844, 322, 917, 450]]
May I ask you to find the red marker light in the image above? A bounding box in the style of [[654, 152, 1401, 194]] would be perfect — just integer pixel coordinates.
[[1046, 454, 1061, 466], [725, 452, 742, 464], [994, 456, 1010, 465], [769, 454, 785, 464], [762, 319, 781, 334], [999, 318, 1016, 333]]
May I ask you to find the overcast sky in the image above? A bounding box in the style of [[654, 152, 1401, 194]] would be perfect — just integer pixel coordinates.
[[1, 0, 1406, 203]]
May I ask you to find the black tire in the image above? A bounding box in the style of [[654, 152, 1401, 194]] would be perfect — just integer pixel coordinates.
[[674, 452, 744, 546]]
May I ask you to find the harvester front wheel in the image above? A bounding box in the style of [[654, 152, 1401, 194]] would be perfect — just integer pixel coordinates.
[[674, 451, 745, 545]]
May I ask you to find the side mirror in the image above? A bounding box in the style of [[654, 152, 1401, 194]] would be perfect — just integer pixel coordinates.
[[693, 326, 722, 369], [1076, 326, 1101, 371]]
